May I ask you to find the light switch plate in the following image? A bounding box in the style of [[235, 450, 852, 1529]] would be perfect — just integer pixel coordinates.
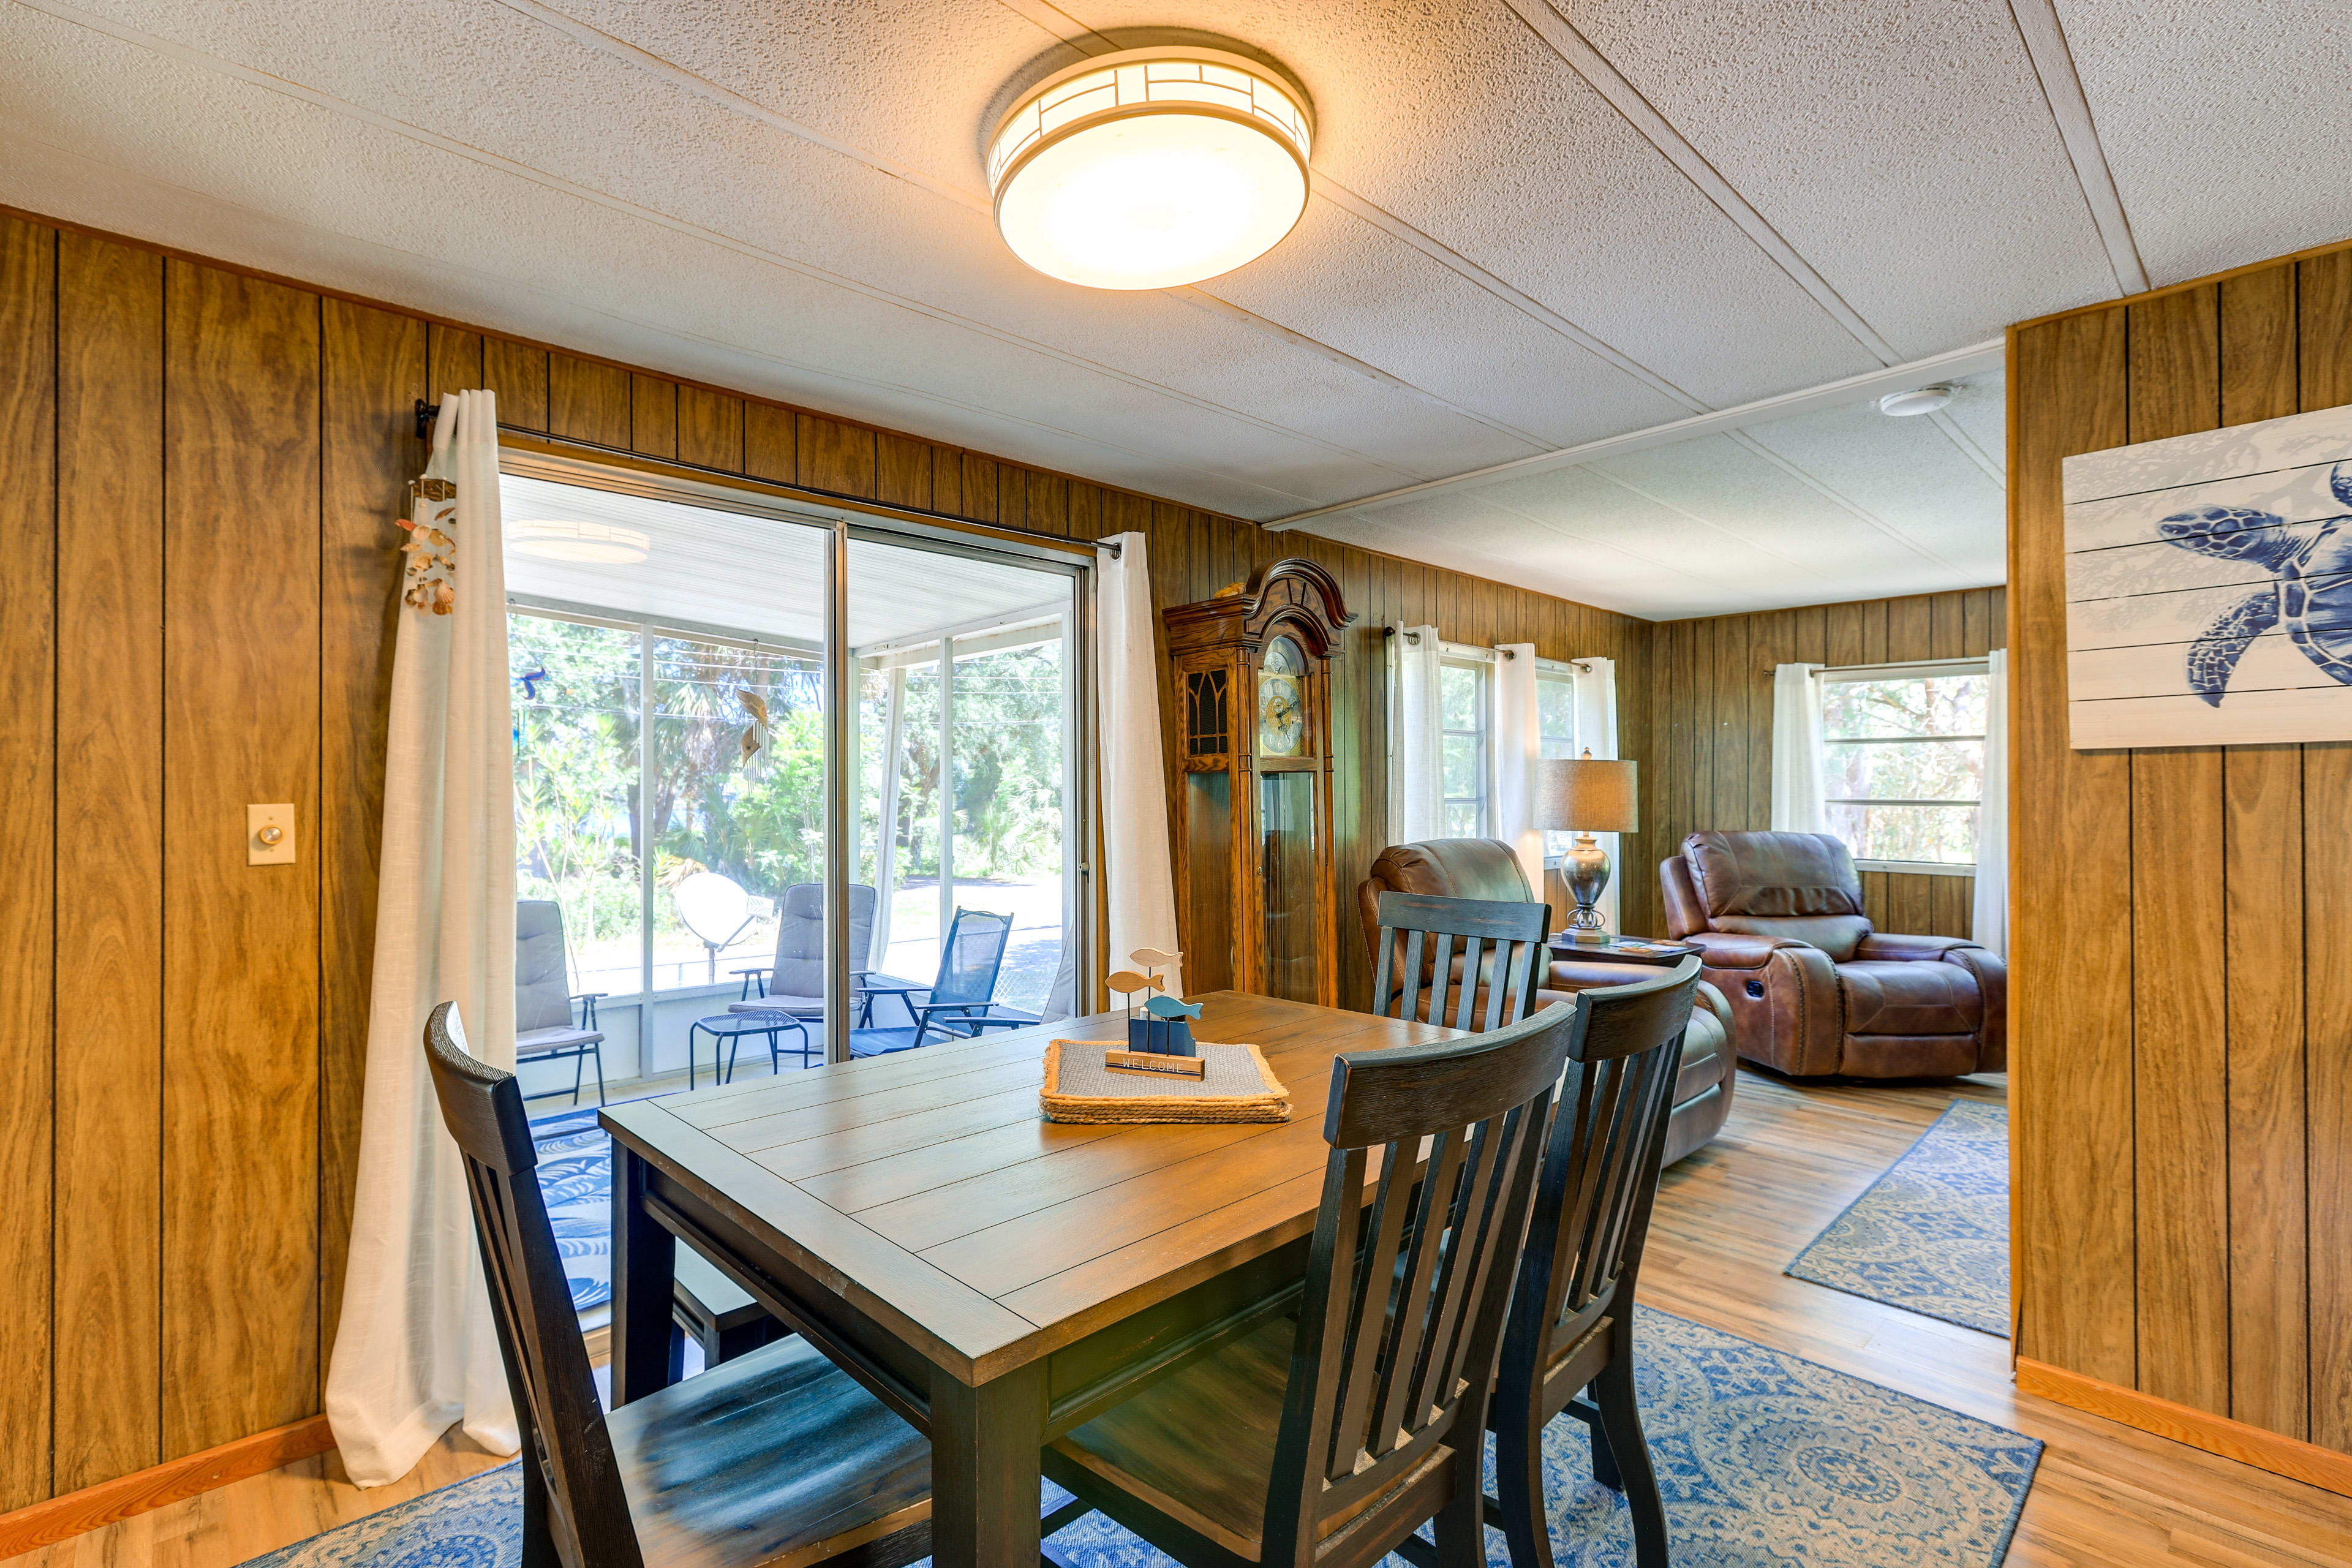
[[247, 804, 296, 865]]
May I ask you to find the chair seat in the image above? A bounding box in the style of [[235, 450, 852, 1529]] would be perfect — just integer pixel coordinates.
[[609, 1335, 929, 1568], [1836, 959, 1981, 1035], [673, 1246, 761, 1329], [1672, 1014, 1727, 1103], [516, 1026, 602, 1057], [1049, 1314, 1451, 1564], [847, 1029, 925, 1057], [728, 993, 823, 1017], [1049, 1315, 1293, 1559]]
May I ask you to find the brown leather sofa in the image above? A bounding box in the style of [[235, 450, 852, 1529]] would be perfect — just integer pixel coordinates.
[[1661, 830, 2006, 1080], [1357, 839, 1737, 1166]]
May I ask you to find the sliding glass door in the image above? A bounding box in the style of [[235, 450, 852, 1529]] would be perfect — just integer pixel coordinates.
[[500, 456, 1085, 1102]]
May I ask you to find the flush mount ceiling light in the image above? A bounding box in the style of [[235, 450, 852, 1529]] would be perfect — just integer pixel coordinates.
[[1878, 383, 1956, 417], [511, 520, 651, 564], [987, 47, 1313, 290]]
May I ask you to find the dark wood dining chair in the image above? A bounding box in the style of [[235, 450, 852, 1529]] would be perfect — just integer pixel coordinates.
[[1371, 889, 1551, 1030], [421, 1001, 933, 1568], [1040, 1001, 1577, 1568], [1479, 954, 1702, 1568]]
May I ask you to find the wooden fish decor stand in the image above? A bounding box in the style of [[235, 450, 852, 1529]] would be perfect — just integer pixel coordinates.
[[1105, 949, 1207, 1079]]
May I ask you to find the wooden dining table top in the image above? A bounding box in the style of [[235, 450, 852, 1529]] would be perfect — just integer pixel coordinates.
[[600, 989, 1457, 1384]]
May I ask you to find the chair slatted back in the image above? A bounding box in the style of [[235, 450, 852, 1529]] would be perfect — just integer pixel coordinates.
[[1513, 957, 1701, 1366], [423, 1003, 645, 1568], [1371, 891, 1550, 1032], [930, 907, 1012, 1006], [1263, 1003, 1576, 1565]]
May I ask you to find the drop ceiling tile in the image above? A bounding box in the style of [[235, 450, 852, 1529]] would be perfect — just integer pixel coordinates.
[[1567, 0, 2119, 355], [2058, 0, 2352, 287]]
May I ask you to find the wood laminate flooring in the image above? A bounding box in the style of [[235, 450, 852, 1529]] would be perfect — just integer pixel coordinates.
[[10, 1068, 2348, 1568]]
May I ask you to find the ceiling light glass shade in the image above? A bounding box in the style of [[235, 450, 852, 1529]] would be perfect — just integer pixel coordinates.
[[988, 48, 1312, 290], [510, 520, 651, 564], [1877, 384, 1956, 417]]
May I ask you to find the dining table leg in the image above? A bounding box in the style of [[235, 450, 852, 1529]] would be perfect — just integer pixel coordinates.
[[609, 1142, 676, 1407], [927, 1359, 1049, 1568]]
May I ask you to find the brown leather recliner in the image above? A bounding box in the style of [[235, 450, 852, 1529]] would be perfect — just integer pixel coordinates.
[[1661, 831, 2007, 1080], [1357, 839, 1737, 1167]]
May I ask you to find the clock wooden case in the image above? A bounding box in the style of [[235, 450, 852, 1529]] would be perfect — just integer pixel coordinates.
[[1163, 558, 1354, 1006]]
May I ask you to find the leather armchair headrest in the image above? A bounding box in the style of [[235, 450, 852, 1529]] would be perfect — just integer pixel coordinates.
[[1684, 831, 1863, 919]]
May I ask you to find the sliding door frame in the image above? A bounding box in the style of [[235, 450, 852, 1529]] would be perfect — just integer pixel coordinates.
[[499, 444, 1097, 1071]]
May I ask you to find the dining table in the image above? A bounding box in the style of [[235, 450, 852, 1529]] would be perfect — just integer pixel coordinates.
[[599, 989, 1457, 1568]]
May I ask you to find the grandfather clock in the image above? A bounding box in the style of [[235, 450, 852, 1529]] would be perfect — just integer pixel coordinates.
[[1163, 558, 1354, 1005]]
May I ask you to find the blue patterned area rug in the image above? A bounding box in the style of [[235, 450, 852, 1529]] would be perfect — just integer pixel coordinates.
[[240, 1308, 2038, 1568], [529, 1106, 616, 1313], [1787, 1099, 2010, 1337]]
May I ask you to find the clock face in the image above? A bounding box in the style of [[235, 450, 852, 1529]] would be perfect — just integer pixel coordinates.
[[1259, 635, 1307, 757]]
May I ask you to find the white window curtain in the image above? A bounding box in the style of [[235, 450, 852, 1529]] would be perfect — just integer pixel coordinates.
[[1972, 648, 2009, 957], [1769, 663, 1830, 834], [1491, 644, 1542, 889], [1094, 534, 1183, 997], [1570, 657, 1622, 930], [326, 390, 520, 1486], [1387, 624, 1444, 842]]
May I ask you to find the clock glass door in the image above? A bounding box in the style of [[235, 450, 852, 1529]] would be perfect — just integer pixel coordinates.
[[1259, 768, 1318, 1002]]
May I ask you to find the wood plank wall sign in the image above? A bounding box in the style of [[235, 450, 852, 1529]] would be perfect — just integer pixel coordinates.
[[2065, 404, 2352, 746]]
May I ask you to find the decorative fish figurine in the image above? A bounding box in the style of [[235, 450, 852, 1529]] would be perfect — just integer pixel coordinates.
[[1105, 970, 1164, 995], [1129, 948, 1182, 970], [1144, 995, 1204, 1021]]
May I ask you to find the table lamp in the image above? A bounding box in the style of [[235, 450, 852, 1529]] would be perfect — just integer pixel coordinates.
[[1537, 751, 1639, 944]]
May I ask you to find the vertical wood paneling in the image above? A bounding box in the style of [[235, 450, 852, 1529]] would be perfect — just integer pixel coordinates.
[[2012, 306, 2137, 1387], [675, 386, 743, 472], [481, 337, 547, 430], [161, 262, 322, 1457], [2217, 265, 2308, 1439], [629, 374, 676, 459], [2126, 285, 2230, 1417], [0, 216, 57, 1513], [2299, 248, 2352, 1453], [742, 402, 796, 484], [876, 432, 932, 511], [424, 325, 480, 405], [548, 353, 630, 448], [53, 231, 164, 1494], [317, 299, 424, 1390], [799, 415, 876, 497], [930, 445, 965, 517]]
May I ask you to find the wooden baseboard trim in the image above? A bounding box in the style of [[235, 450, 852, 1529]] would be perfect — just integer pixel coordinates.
[[0, 1414, 337, 1556], [2016, 1358, 2352, 1498]]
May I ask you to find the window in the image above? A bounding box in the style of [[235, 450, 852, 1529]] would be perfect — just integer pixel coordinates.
[[1536, 667, 1578, 856], [511, 608, 828, 995], [1440, 657, 1489, 837], [1820, 665, 1989, 871]]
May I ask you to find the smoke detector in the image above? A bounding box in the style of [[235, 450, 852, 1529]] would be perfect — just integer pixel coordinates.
[[1878, 384, 1956, 418]]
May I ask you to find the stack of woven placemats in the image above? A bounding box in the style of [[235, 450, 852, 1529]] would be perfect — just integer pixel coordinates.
[[1039, 1039, 1291, 1124]]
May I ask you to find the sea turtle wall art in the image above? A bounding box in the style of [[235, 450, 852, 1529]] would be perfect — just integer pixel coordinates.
[[2063, 402, 2352, 747]]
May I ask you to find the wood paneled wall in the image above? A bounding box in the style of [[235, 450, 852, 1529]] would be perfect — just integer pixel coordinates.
[[0, 208, 1651, 1509], [2013, 244, 2352, 1457], [1642, 588, 2006, 940]]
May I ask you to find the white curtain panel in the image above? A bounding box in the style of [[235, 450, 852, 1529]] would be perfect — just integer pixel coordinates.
[[1570, 657, 1622, 929], [1769, 663, 1831, 834], [1972, 649, 2010, 957], [325, 390, 520, 1486], [1388, 625, 1444, 842], [1096, 534, 1184, 996], [1492, 644, 1542, 890]]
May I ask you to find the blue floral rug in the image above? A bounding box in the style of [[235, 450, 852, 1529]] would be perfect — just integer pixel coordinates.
[[241, 1308, 2038, 1568], [1787, 1100, 2010, 1337], [529, 1106, 614, 1312]]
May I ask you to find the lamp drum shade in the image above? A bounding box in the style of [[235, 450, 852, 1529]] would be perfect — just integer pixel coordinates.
[[1537, 757, 1639, 834]]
